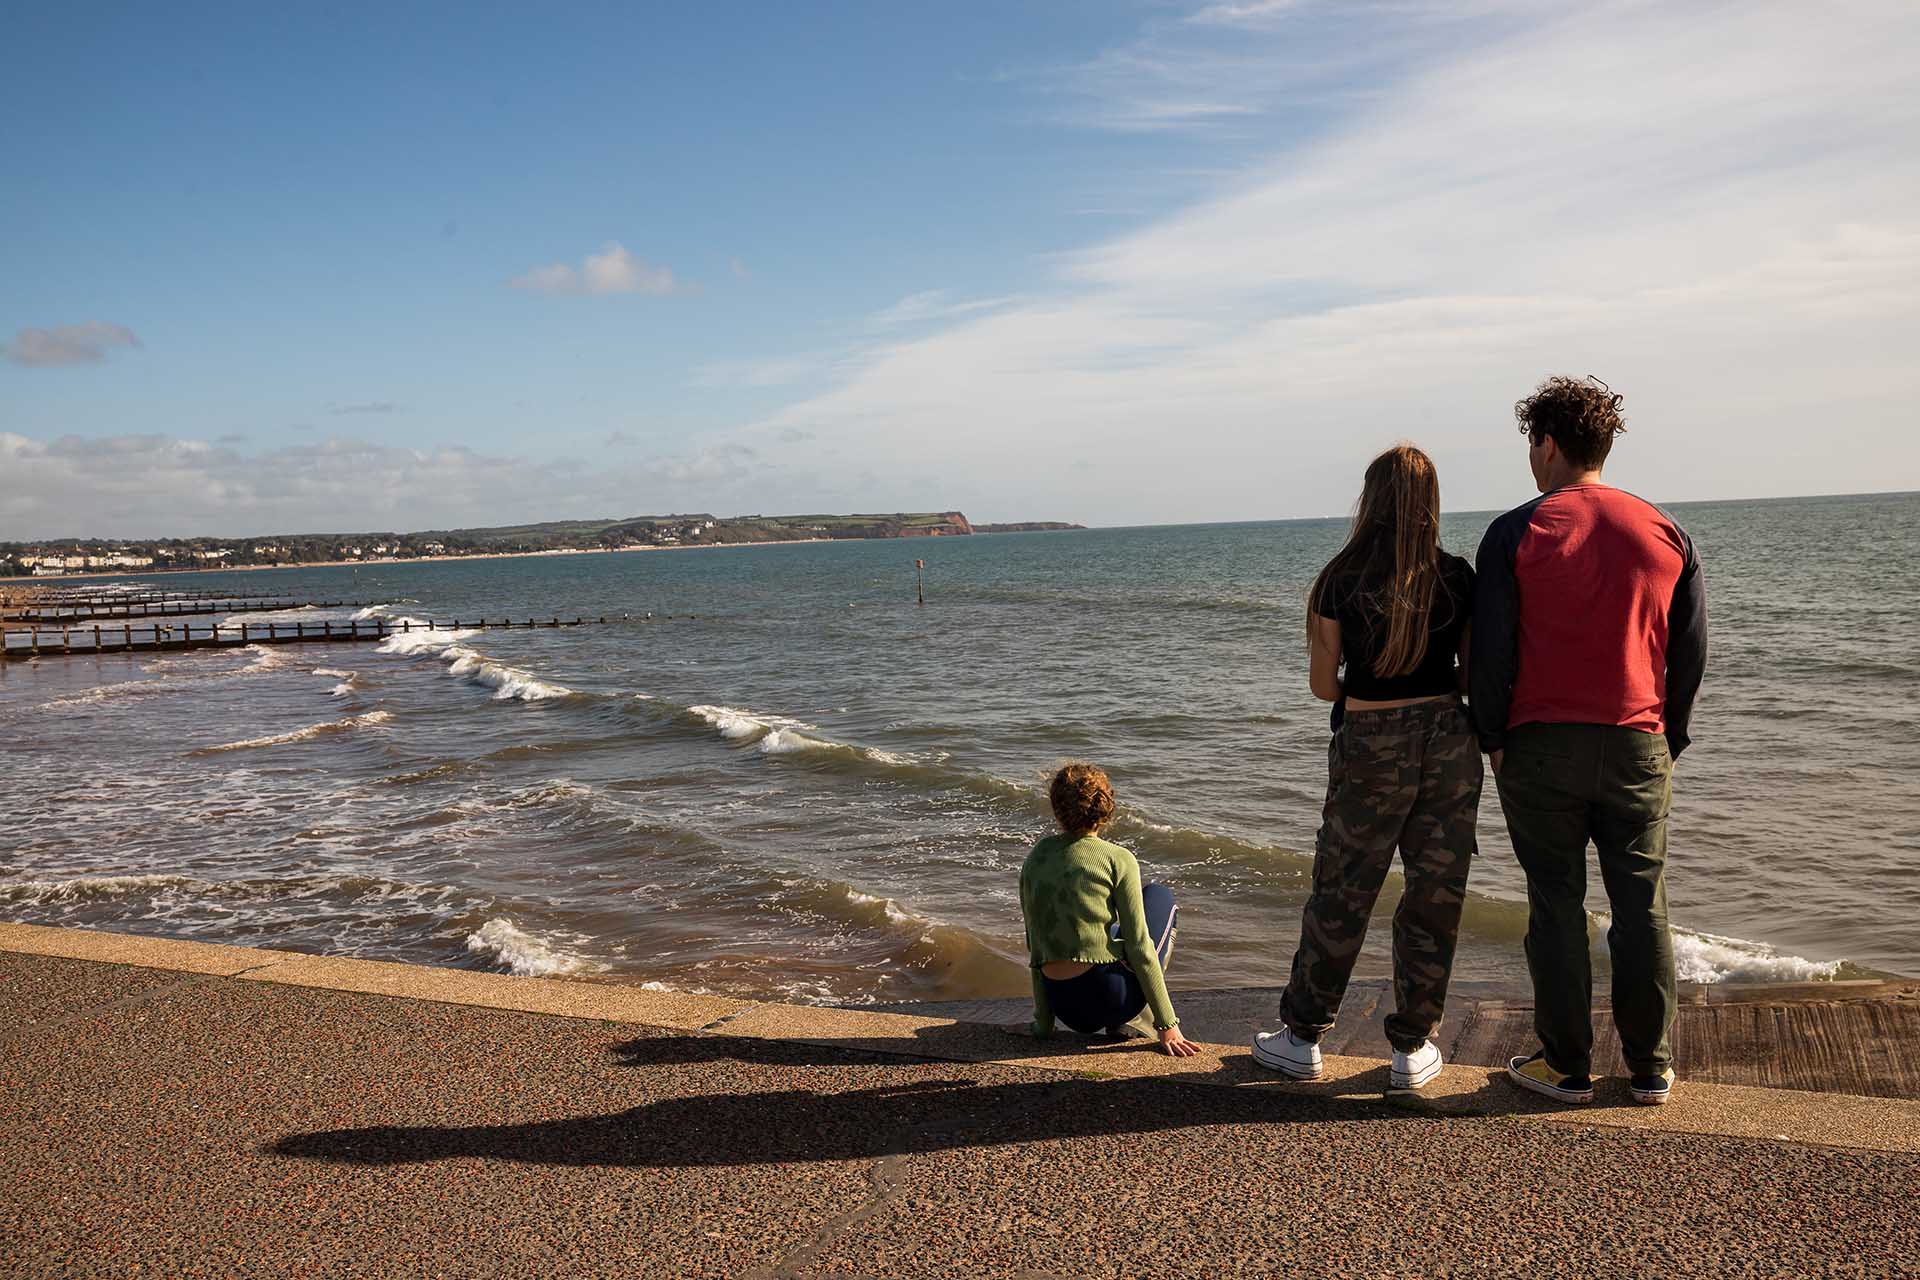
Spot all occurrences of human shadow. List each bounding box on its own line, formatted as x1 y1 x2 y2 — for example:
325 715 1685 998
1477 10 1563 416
269 1033 1412 1170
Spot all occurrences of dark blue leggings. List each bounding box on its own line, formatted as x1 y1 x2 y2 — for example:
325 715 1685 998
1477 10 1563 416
1041 883 1177 1034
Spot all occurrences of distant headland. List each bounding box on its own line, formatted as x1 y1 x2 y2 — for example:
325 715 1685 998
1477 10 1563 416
0 512 1086 577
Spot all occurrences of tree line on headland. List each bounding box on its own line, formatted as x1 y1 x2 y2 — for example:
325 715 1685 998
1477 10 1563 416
1 512 1084 576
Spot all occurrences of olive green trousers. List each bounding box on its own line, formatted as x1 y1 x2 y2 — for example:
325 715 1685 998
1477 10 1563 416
1497 723 1677 1077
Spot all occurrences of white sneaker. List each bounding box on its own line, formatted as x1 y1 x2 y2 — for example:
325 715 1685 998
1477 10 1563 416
1389 1041 1443 1093
1251 1028 1323 1080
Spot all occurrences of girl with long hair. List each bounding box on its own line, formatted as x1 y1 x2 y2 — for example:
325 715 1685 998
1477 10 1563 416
1251 445 1481 1093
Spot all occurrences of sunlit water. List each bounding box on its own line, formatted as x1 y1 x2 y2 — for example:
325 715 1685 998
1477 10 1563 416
5 491 1915 1004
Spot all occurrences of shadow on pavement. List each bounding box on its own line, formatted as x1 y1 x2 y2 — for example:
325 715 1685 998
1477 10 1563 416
269 1033 1421 1169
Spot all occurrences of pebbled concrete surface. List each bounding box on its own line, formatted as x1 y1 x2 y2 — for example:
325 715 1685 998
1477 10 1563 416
2 951 1917 1279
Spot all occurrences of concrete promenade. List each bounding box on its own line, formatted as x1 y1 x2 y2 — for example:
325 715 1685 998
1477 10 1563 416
3 923 1916 1279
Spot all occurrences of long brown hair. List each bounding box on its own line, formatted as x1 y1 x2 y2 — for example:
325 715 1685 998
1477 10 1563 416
1308 445 1445 678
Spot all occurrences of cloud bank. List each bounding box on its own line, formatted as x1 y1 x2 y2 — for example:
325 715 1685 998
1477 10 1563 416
6 322 142 367
727 0 1920 522
0 433 773 540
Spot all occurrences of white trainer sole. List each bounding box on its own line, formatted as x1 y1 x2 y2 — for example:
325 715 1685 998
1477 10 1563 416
1250 1038 1323 1080
1387 1058 1443 1093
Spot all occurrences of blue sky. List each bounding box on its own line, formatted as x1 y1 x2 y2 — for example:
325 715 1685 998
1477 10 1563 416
4 1 1917 538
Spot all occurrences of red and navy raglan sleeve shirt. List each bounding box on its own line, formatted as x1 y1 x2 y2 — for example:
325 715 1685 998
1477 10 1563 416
1469 484 1707 758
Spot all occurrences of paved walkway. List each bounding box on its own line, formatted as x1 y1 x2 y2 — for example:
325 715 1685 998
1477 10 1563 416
3 923 1917 1279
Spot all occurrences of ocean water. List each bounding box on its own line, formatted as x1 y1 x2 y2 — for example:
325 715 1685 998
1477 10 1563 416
5 491 1916 1005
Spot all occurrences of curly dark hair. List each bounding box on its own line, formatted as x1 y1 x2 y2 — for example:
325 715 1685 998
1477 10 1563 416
1515 375 1627 469
1049 762 1115 837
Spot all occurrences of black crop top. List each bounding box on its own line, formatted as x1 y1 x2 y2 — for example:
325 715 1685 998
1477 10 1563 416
1312 554 1475 701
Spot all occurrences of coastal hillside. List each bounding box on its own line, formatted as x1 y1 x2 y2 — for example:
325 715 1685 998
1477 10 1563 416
1 510 1080 574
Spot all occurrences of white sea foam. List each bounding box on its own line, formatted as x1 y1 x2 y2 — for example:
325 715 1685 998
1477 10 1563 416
1594 915 1845 984
45 679 156 708
240 644 295 672
844 888 923 928
690 704 802 741
312 667 357 696
453 779 597 817
374 619 477 654
465 918 608 977
0 873 199 904
688 704 870 756
199 709 393 753
758 726 834 754
444 649 572 701
376 619 570 702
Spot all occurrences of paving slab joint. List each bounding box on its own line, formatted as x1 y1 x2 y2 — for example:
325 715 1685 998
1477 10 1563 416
226 960 288 979
0 971 209 1045
697 1003 765 1033
755 1153 910 1279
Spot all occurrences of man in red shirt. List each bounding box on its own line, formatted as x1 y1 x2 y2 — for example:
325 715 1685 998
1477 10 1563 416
1470 376 1707 1106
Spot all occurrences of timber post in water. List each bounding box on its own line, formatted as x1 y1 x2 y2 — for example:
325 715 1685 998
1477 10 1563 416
916 558 925 606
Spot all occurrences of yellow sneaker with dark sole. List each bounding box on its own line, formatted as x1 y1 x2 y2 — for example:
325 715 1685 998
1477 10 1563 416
1506 1051 1595 1104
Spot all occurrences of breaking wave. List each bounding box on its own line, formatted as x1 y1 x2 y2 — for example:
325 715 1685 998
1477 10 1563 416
684 702 916 764
1595 915 1846 984
374 616 572 702
0 873 199 904
240 644 296 673
464 918 609 977
197 710 393 753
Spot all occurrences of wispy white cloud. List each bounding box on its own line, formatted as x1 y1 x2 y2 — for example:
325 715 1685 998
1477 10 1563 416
729 256 752 282
1183 0 1299 28
510 241 679 296
863 290 1012 333
328 401 399 416
727 1 1920 522
694 292 1016 392
6 322 142 367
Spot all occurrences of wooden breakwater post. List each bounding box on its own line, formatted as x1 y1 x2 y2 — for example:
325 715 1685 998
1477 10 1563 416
916 558 925 606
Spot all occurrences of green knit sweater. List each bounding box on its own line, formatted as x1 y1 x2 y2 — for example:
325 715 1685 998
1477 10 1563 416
1018 832 1178 1035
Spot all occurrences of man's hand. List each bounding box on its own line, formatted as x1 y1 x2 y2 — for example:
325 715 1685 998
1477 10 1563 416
1490 749 1504 776
1158 1026 1201 1058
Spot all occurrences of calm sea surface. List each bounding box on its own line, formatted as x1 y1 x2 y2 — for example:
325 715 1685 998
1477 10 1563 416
6 491 1917 1004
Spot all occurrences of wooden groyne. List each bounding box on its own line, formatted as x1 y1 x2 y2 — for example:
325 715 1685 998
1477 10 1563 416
2 614 670 660
2 587 248 607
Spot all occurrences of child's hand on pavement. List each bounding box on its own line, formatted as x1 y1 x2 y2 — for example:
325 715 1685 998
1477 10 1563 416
1159 1026 1200 1057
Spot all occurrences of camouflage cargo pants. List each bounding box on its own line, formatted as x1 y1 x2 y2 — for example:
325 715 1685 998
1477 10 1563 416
1281 698 1482 1053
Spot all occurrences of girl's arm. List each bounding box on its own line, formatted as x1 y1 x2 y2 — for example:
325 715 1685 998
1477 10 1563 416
1029 968 1054 1038
1020 864 1054 1037
1111 856 1179 1034
1308 611 1343 702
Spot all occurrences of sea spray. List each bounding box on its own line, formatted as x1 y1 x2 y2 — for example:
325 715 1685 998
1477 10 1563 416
375 617 571 702
1594 915 1845 984
465 918 608 977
